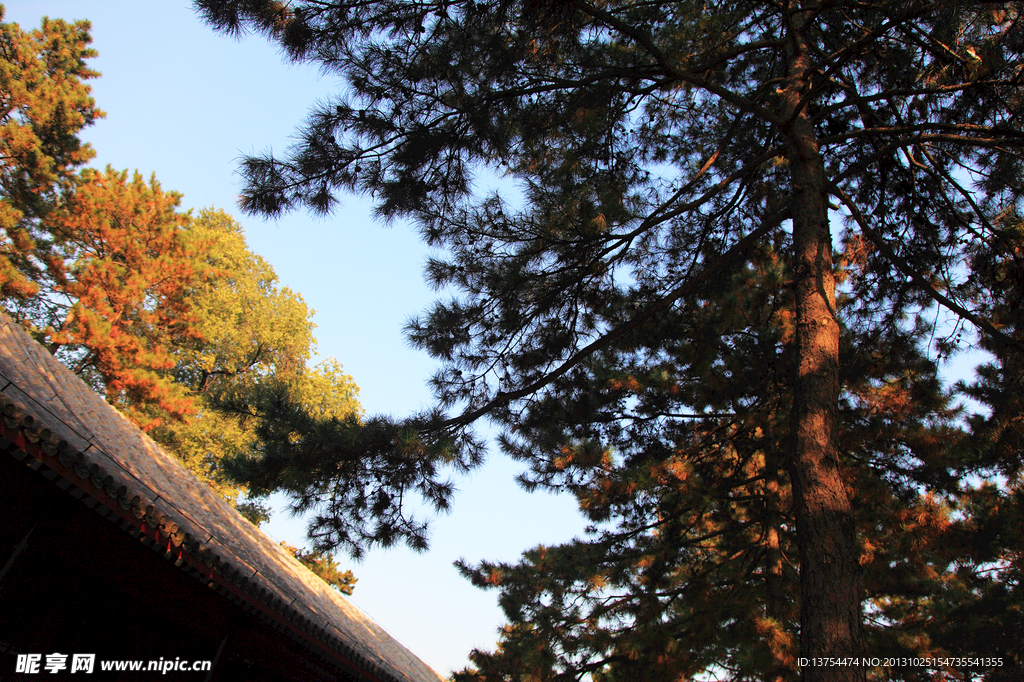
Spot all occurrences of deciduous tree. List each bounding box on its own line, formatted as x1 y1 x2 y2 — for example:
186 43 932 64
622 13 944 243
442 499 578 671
147 209 362 512
194 1 1024 679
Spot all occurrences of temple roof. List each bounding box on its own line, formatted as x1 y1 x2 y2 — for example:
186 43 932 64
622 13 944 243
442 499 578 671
0 311 445 682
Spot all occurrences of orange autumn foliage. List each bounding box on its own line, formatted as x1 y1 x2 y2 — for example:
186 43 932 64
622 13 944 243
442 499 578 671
0 10 102 300
41 167 217 429
1 14 212 430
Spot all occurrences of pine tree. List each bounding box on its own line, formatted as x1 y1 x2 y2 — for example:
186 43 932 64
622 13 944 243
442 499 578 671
451 243 974 682
1 13 208 427
8 166 214 428
194 2 1024 679
0 7 102 300
451 243 809 682
913 211 1024 681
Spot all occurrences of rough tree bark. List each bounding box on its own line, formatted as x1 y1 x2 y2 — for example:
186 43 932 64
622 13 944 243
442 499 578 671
781 6 865 681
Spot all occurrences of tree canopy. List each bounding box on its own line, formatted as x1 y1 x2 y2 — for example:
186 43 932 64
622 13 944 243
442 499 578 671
25 166 214 427
1 9 209 427
0 10 364 535
148 208 363 514
0 6 101 299
193 1 1023 680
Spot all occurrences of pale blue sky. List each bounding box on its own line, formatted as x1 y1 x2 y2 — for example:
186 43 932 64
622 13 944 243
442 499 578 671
3 1 586 675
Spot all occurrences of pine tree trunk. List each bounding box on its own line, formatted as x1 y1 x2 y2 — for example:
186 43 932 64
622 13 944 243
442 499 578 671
781 7 865 682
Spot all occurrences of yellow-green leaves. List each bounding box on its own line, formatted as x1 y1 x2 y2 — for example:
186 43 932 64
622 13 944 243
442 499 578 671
150 209 362 511
170 209 317 394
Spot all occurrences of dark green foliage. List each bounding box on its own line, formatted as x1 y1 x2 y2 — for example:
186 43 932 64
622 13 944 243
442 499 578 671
217 384 484 557
451 245 806 681
926 213 1024 681
449 244 982 682
194 0 1024 679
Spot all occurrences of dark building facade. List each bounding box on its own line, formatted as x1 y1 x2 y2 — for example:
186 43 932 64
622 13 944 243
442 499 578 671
0 312 445 682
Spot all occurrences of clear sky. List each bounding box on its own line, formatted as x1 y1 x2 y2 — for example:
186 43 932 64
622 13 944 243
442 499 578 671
3 1 587 676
